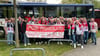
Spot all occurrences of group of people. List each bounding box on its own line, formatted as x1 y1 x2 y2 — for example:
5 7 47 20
4 15 98 49
64 17 98 49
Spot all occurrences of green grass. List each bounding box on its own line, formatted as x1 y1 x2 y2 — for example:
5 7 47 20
0 42 72 56
97 30 100 38
0 30 99 56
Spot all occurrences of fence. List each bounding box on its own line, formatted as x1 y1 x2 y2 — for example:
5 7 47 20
10 48 46 56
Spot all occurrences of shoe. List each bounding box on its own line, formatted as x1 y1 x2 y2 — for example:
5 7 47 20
36 42 38 45
39 42 42 45
94 42 97 45
24 44 27 47
81 45 84 49
60 42 63 45
45 42 47 44
57 42 59 45
28 43 31 45
77 44 81 46
74 43 76 48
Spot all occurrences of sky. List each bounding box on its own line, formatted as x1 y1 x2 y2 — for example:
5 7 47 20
47 0 62 4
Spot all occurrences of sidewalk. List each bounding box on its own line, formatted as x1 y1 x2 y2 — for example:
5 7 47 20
61 38 100 56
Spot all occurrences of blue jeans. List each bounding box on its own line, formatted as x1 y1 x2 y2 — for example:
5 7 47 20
91 32 97 44
7 32 13 44
24 33 30 44
83 31 89 43
71 34 76 43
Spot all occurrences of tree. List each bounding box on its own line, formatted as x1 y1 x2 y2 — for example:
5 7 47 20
94 0 100 8
75 0 82 3
62 0 100 8
62 0 82 4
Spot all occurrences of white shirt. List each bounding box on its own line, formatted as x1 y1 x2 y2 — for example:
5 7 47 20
76 23 83 35
7 23 14 33
89 22 98 33
83 22 88 31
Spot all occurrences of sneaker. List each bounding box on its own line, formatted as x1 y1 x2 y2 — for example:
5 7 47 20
81 45 84 49
94 42 97 45
28 43 31 45
74 43 76 48
39 42 42 45
24 44 27 47
77 44 81 46
45 42 47 44
36 42 38 45
57 42 59 45
60 42 63 45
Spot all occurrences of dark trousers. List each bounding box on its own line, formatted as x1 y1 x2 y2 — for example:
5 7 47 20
76 34 84 45
20 32 24 43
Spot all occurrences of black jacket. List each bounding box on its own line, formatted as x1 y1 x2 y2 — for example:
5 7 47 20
20 22 27 33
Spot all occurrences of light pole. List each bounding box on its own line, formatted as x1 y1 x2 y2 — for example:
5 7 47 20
13 0 20 48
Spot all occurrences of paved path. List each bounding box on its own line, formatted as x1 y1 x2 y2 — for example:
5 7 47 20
61 38 100 56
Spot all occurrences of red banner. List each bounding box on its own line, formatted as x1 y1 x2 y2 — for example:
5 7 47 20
26 24 65 38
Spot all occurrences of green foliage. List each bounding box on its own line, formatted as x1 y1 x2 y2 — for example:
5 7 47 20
62 0 100 8
96 30 100 38
75 0 82 3
94 0 100 8
62 0 82 4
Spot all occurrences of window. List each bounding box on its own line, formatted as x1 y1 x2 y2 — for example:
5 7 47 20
8 7 13 18
95 11 100 18
62 7 75 18
76 7 86 17
17 7 26 17
45 7 57 17
34 7 40 17
0 7 7 18
76 6 93 18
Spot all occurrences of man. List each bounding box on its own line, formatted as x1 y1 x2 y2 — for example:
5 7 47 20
83 18 89 44
48 19 55 25
71 20 76 48
28 16 34 24
75 20 84 49
20 19 31 46
89 18 98 45
6 19 14 45
18 16 22 43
